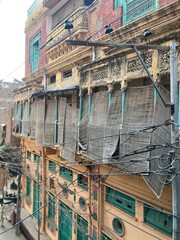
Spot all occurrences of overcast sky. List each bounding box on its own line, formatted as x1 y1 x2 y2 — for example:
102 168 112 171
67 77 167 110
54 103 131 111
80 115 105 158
0 0 34 82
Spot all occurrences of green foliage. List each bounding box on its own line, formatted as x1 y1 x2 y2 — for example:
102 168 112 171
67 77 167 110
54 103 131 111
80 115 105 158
0 144 10 153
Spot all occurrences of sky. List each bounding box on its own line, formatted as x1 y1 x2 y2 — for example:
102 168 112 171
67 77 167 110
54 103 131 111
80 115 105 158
0 0 34 82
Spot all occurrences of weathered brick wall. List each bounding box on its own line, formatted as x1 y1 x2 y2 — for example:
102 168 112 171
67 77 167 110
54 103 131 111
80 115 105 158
159 0 179 7
87 0 122 40
87 0 178 40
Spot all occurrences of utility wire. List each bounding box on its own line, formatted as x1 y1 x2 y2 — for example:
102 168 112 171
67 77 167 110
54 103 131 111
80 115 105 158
3 158 175 239
2 151 173 214
11 118 172 147
0 168 88 235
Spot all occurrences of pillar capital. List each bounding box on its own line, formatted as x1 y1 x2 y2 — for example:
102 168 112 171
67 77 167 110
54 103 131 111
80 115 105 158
88 87 93 96
108 83 113 93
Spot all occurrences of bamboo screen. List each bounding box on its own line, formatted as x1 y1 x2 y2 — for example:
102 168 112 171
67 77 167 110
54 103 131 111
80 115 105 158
61 103 78 163
144 86 171 197
87 91 109 161
29 101 37 139
21 101 29 137
58 98 67 145
120 86 154 173
14 103 21 133
102 91 122 163
44 100 56 146
79 95 88 148
35 100 45 146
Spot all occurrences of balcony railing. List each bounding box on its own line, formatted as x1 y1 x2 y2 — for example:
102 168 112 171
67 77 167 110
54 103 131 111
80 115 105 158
46 7 88 51
13 84 43 102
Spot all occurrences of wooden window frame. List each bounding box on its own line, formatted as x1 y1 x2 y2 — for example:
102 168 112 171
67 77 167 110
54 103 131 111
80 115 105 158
48 193 56 219
144 204 173 236
49 160 56 173
106 186 135 216
78 174 88 191
26 151 31 160
59 166 73 182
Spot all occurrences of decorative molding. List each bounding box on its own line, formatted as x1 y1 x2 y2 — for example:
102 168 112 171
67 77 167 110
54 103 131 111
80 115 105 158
127 52 152 73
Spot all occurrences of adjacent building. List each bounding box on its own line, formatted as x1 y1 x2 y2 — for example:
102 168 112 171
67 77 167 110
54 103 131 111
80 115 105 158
0 80 23 146
13 0 180 239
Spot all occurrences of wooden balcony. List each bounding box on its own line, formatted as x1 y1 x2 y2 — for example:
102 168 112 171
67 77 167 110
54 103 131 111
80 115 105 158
79 48 173 88
46 7 88 62
14 84 43 102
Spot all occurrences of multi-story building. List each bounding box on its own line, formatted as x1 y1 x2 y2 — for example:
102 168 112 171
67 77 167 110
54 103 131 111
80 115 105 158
0 80 23 146
13 0 180 239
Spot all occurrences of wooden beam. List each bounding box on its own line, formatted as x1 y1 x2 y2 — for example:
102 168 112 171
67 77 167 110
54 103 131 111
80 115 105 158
66 40 170 51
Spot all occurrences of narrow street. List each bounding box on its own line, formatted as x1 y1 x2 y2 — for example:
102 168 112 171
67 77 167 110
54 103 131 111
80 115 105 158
0 205 25 240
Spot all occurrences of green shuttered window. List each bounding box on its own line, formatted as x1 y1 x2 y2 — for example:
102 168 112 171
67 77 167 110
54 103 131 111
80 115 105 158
114 0 158 24
48 193 56 219
26 151 31 160
26 177 31 196
114 0 122 9
106 186 135 216
34 154 40 164
144 205 172 236
49 160 56 173
59 166 73 181
78 174 88 191
30 31 41 72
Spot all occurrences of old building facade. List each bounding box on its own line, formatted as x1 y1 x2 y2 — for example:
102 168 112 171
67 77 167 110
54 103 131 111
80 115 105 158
0 81 23 146
13 0 180 239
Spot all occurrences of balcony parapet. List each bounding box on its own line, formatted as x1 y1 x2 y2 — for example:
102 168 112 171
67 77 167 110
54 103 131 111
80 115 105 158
25 1 46 31
14 84 43 102
79 47 179 88
46 7 88 62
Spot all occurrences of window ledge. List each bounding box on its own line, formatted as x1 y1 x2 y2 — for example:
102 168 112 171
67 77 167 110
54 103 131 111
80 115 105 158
140 222 172 239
